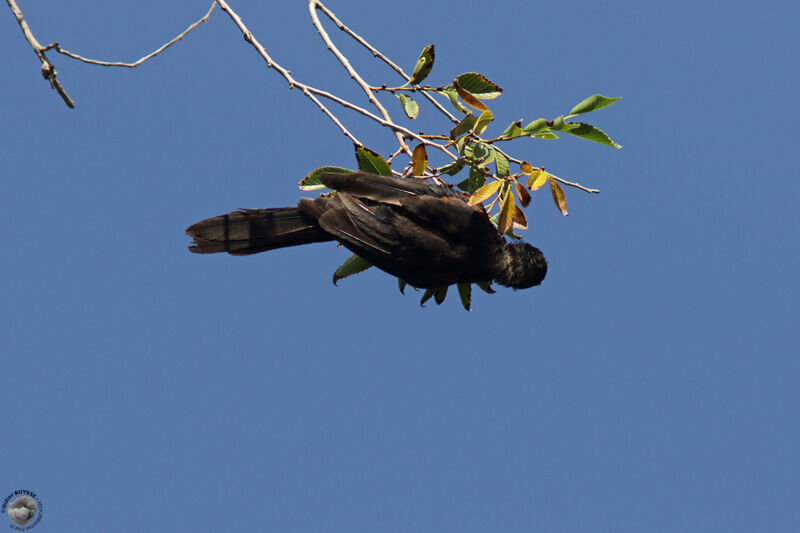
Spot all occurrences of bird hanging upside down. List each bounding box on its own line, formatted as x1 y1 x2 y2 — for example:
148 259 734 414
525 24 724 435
186 172 547 290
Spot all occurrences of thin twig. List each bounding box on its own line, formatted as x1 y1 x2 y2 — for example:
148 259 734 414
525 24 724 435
550 174 600 194
313 1 459 124
214 0 361 146
304 85 455 158
386 147 405 163
6 0 74 107
215 0 455 159
43 3 217 68
307 1 409 156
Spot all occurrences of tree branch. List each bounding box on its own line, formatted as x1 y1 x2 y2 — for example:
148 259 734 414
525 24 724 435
308 0 408 155
313 1 459 124
6 0 74 108
214 0 455 159
43 3 217 68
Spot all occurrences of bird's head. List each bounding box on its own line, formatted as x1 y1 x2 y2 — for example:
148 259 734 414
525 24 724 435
494 242 548 289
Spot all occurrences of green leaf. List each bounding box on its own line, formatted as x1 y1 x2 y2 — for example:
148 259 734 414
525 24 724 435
470 142 495 165
457 283 472 311
420 288 435 306
550 116 577 132
534 131 558 140
398 278 407 294
450 113 476 139
495 150 509 178
522 118 548 135
476 281 495 294
455 137 467 155
564 122 622 148
396 94 419 119
466 165 487 194
439 159 466 176
434 287 447 305
355 145 392 176
332 254 372 285
500 120 524 139
298 166 353 190
567 94 621 117
409 44 435 85
453 72 503 99
441 87 470 114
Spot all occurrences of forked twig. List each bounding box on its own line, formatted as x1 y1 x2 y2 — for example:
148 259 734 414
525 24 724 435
307 0 409 155
6 0 75 107
312 1 459 124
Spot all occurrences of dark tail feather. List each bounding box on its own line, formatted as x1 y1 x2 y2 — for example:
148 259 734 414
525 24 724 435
186 207 333 255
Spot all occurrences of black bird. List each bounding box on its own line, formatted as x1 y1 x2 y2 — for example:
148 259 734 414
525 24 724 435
186 172 547 290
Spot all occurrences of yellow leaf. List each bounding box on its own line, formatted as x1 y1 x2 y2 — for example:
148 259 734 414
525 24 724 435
411 144 427 176
528 169 548 190
468 180 502 206
515 180 531 207
520 160 534 174
453 79 488 111
549 176 569 216
472 109 494 135
497 188 515 234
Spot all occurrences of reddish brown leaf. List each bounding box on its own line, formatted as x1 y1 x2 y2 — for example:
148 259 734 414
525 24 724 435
453 79 488 111
549 176 569 216
515 180 531 207
512 204 528 229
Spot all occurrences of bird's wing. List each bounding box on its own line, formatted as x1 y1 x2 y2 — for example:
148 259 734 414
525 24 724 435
399 195 498 244
316 193 394 256
319 172 460 205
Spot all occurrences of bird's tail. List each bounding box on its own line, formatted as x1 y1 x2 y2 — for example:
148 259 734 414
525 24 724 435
186 207 333 255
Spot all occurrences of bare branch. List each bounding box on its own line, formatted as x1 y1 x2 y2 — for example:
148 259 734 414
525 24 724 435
213 0 361 145
550 174 600 194
313 1 459 124
307 1 409 156
6 0 74 107
214 0 455 160
44 2 217 68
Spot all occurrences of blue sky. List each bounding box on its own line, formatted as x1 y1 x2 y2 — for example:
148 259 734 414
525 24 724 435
2 1 798 531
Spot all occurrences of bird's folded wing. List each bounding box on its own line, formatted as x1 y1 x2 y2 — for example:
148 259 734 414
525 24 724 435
319 172 457 205
399 195 494 241
316 193 393 256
